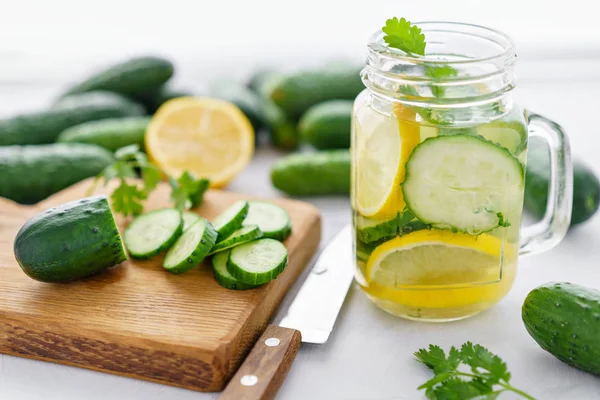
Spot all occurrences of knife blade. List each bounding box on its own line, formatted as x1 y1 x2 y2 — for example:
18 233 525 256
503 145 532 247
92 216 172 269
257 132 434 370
219 224 354 400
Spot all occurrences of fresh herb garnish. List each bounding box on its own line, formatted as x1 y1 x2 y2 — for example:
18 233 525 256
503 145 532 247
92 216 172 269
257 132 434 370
415 342 535 399
90 145 209 217
382 17 426 56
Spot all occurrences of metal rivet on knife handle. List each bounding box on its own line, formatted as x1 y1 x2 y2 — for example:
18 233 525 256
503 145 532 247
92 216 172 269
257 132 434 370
265 338 280 347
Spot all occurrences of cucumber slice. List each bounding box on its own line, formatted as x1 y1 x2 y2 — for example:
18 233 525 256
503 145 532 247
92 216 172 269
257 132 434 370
212 200 249 240
477 120 527 155
355 239 376 264
209 225 263 255
212 250 260 290
243 201 292 241
182 211 201 231
227 238 288 285
163 218 217 274
356 214 398 245
403 135 524 235
124 208 183 259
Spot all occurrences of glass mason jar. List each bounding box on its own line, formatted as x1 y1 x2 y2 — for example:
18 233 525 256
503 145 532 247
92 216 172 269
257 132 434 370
351 22 573 322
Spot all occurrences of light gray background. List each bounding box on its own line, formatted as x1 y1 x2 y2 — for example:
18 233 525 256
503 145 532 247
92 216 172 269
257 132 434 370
2 1 600 398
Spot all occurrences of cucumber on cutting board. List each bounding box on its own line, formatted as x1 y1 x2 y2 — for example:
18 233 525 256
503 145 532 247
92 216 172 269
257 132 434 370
208 225 263 255
212 250 261 290
0 144 113 204
271 150 350 196
227 238 288 285
402 135 524 234
299 100 353 150
522 282 600 376
0 95 144 146
13 195 126 282
212 200 249 241
243 201 292 241
62 56 174 98
57 117 150 152
525 137 600 226
124 209 183 259
163 218 217 274
182 211 201 231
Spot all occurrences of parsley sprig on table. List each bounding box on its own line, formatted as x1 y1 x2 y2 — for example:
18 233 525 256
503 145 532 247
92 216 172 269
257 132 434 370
90 145 209 217
415 342 535 399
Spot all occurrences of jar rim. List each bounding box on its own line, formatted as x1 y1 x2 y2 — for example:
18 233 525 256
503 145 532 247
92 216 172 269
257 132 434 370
368 21 516 65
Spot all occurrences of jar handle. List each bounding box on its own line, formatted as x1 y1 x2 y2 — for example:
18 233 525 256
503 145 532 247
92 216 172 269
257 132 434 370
519 113 573 256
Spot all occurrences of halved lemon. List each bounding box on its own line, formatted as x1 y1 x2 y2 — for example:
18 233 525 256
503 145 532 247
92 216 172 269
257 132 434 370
366 229 504 288
146 97 254 188
354 104 420 219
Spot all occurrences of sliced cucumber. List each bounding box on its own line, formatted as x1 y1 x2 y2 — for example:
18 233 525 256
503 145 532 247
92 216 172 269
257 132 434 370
356 214 398 245
163 218 217 274
402 135 524 235
209 224 263 255
243 201 292 241
227 238 288 285
212 200 249 240
182 211 201 231
477 120 527 155
124 208 182 259
212 250 260 290
355 240 376 264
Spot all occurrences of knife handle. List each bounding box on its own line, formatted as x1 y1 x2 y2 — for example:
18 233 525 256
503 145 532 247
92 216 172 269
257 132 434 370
219 324 302 400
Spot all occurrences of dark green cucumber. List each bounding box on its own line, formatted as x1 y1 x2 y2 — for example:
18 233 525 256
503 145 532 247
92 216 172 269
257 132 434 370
247 69 281 96
142 86 193 114
356 210 430 245
522 282 600 376
271 150 350 196
0 144 113 204
163 218 217 274
299 100 352 149
268 64 363 119
212 200 249 241
227 238 288 285
260 98 299 150
211 81 268 132
525 137 600 226
212 250 260 290
0 96 144 146
124 209 182 259
243 201 292 241
182 211 201 231
13 195 126 282
62 56 174 98
51 91 145 116
57 117 150 152
208 225 263 255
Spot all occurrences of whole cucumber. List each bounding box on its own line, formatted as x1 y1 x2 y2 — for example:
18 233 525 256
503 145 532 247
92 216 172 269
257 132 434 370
299 100 353 149
0 143 113 204
57 117 150 152
271 150 350 196
522 282 600 376
525 137 600 226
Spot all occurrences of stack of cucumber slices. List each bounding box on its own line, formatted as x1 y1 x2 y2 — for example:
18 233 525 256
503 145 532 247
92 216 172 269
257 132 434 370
123 200 292 289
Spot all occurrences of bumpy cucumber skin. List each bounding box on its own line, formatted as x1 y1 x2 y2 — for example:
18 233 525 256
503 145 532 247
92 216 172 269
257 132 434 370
124 209 183 260
227 239 288 285
268 64 363 119
0 144 113 204
0 96 144 146
525 138 600 226
212 251 260 290
271 150 350 196
163 219 218 274
14 195 126 282
214 201 250 241
299 100 353 150
522 282 600 376
63 56 174 98
57 117 150 152
208 225 264 255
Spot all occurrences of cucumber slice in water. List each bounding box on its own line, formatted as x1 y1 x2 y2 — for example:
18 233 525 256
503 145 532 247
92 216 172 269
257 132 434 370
124 208 182 259
209 224 263 255
163 218 217 274
212 200 249 240
212 250 260 290
402 135 524 235
182 211 201 231
227 238 288 285
243 201 292 241
356 210 430 245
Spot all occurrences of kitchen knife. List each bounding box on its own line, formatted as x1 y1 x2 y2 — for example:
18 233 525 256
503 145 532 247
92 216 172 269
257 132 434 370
219 224 354 400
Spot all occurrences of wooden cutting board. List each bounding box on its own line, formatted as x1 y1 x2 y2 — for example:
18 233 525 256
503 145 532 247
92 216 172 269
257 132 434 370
0 179 321 392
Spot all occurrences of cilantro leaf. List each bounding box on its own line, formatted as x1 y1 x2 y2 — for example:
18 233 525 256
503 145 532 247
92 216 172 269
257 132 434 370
170 172 210 211
142 165 162 193
460 342 510 382
382 17 426 56
496 212 511 228
111 181 146 217
114 144 141 160
425 64 458 97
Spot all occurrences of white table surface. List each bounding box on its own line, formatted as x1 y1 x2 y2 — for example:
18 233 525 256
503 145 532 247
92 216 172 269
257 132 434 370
1 70 600 400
